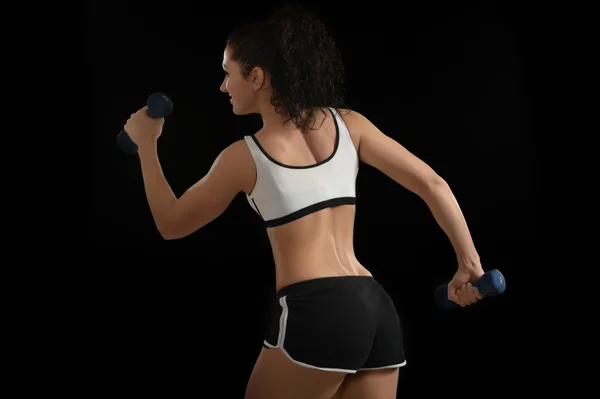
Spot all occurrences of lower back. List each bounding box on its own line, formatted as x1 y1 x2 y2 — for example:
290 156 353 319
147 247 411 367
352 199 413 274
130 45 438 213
267 205 372 291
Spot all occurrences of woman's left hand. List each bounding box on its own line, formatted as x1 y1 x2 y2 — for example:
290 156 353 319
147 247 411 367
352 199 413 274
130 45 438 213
447 266 485 307
123 106 165 148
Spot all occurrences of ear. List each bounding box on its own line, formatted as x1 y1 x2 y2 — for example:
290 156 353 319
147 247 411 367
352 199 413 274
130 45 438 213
250 67 266 90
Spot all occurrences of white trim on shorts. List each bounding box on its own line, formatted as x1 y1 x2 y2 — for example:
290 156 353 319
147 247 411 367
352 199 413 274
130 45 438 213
263 296 358 374
358 360 408 370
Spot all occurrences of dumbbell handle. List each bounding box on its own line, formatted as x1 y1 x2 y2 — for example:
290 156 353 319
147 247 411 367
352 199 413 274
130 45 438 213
435 269 506 310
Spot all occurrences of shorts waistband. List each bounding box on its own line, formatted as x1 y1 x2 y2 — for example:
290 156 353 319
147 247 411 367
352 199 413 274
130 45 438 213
277 275 378 298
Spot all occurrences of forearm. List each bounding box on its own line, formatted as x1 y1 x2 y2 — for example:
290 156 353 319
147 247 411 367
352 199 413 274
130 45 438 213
421 179 480 268
137 143 177 235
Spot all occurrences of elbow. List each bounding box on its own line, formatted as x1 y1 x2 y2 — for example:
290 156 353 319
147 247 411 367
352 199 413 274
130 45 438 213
156 210 213 240
429 174 448 189
157 220 185 240
419 174 449 200
160 227 188 240
158 218 202 240
158 228 178 240
160 231 181 240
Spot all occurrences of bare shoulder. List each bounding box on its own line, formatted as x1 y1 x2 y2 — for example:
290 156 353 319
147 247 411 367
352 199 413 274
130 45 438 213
334 108 401 156
334 108 371 130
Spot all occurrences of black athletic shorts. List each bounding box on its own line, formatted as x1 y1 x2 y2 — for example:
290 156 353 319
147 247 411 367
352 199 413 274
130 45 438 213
263 275 406 373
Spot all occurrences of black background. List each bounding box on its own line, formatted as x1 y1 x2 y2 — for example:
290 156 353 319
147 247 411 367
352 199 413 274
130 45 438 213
83 0 548 396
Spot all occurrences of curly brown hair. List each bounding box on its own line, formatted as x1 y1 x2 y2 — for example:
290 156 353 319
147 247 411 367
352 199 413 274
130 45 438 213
226 4 350 132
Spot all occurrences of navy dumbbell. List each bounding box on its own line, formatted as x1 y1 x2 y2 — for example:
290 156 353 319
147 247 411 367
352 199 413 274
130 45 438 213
435 269 506 310
117 92 174 154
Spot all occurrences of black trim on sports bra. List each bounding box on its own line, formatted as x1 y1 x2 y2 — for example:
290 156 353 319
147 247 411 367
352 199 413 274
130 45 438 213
264 197 356 228
250 108 340 170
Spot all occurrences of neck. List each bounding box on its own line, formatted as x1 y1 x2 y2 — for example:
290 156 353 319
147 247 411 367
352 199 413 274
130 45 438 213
257 101 294 130
257 104 320 134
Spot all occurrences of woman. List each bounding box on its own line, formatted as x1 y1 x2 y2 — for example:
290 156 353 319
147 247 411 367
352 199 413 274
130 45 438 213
123 4 485 399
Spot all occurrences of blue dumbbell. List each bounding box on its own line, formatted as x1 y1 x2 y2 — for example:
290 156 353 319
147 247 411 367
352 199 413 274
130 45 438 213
435 269 506 310
117 92 174 154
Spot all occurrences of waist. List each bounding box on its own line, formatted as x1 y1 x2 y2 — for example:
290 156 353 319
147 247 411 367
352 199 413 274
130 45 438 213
276 275 379 298
273 254 372 292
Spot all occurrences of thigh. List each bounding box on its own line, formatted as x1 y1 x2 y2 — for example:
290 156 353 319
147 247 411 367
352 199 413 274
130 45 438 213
245 347 347 399
333 368 399 399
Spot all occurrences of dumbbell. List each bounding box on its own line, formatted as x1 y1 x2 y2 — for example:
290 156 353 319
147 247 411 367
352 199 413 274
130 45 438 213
435 269 506 310
117 92 174 154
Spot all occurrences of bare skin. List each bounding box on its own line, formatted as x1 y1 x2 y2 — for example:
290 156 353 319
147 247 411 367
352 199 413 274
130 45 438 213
124 45 485 399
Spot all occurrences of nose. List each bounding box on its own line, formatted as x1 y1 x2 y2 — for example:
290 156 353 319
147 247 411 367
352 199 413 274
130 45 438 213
220 77 227 93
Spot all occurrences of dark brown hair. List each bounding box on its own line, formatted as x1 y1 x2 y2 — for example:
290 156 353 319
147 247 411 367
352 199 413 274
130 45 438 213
226 4 349 132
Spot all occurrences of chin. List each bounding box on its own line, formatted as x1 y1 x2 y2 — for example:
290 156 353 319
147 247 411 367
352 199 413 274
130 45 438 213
232 105 253 116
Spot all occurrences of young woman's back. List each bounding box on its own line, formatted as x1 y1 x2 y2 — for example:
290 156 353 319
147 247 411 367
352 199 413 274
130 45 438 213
243 107 371 291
